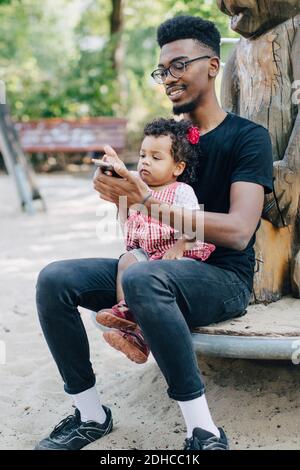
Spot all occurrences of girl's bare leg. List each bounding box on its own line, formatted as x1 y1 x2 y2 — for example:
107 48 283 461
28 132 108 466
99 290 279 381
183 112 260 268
96 252 141 329
116 252 139 302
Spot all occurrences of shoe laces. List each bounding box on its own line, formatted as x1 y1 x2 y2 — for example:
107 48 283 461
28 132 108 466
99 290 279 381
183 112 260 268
120 328 150 355
112 301 136 322
50 413 78 437
184 434 225 450
184 436 200 450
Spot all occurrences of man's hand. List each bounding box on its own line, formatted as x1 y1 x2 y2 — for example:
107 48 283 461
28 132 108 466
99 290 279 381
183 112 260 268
162 239 187 260
93 154 150 207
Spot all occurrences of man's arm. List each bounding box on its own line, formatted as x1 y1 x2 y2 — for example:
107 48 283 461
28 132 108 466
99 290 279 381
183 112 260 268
144 181 264 251
94 160 265 251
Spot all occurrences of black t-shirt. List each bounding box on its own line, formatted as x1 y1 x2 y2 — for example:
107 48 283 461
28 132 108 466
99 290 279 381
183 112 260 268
191 113 273 291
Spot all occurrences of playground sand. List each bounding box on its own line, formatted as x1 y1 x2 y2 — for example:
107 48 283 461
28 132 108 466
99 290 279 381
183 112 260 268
0 173 299 450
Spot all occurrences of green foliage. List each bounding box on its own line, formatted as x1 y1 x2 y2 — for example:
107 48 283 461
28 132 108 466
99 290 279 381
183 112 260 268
0 0 237 126
161 0 232 36
123 0 237 136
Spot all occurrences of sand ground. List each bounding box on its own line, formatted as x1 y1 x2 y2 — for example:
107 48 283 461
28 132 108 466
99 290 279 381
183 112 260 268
0 173 299 450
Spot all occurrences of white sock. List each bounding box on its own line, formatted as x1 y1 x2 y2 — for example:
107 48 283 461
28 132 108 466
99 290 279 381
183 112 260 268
71 385 107 424
178 395 220 439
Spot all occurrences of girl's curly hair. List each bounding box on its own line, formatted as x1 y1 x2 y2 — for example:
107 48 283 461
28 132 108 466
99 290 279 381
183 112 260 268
143 118 201 184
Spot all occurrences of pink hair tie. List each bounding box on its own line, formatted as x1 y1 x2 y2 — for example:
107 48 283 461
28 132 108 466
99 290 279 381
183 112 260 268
186 126 200 144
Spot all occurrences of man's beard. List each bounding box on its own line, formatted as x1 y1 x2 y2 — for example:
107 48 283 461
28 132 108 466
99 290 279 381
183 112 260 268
173 95 201 115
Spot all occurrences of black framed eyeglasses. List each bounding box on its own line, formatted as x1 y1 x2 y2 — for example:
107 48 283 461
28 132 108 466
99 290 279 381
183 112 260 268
151 55 212 84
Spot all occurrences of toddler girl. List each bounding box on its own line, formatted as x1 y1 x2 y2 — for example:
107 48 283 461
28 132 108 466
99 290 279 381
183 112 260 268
96 118 215 363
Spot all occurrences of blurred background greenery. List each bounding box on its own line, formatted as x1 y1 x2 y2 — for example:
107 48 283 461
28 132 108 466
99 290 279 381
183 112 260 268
0 0 238 165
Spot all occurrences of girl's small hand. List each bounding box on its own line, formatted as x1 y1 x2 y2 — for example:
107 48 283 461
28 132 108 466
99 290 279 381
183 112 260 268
102 145 124 166
99 145 126 176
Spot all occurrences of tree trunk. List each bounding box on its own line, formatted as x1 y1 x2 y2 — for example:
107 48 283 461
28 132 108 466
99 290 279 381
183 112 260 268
109 0 127 111
219 13 300 302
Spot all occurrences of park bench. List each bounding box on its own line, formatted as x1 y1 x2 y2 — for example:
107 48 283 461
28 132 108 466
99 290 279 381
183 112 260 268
15 116 127 156
1 111 128 212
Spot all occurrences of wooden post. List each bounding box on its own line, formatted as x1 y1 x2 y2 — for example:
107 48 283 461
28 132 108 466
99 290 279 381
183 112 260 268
0 104 45 214
217 1 300 302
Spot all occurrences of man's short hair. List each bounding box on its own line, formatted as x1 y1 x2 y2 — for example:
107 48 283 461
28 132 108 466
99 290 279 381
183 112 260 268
157 15 221 57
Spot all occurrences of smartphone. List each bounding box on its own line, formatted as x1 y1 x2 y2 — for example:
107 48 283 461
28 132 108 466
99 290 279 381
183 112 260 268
92 159 123 178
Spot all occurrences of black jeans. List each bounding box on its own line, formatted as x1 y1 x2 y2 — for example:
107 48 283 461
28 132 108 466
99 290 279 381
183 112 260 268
36 258 251 401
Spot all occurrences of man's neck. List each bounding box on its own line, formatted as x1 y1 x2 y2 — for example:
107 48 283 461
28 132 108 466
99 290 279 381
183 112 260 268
185 96 227 136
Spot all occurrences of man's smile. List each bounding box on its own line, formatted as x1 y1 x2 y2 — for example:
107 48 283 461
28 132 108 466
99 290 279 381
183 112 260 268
166 85 187 102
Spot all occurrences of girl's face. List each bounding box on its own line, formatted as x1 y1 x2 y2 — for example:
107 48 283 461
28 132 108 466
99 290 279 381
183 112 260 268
137 135 186 187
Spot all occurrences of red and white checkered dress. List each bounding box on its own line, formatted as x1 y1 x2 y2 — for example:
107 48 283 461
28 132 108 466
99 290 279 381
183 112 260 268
125 180 215 261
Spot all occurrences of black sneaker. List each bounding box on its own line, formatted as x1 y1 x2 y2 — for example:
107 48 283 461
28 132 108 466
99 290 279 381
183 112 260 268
35 406 113 450
183 427 229 450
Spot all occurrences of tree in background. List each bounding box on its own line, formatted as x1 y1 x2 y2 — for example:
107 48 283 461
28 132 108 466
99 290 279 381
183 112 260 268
0 0 236 129
109 0 127 111
0 0 86 118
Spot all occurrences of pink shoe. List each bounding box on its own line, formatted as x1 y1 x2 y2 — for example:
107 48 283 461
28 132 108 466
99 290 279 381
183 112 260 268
96 300 137 330
103 327 150 364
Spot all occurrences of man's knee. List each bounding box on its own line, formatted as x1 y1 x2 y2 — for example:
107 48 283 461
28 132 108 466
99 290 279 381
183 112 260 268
122 261 169 301
36 260 81 321
36 260 76 300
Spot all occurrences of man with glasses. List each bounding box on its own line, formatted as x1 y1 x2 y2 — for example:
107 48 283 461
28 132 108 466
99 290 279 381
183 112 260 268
151 54 213 84
35 16 273 450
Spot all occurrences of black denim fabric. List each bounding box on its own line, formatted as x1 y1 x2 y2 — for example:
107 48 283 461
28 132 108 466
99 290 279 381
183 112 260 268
36 258 251 400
